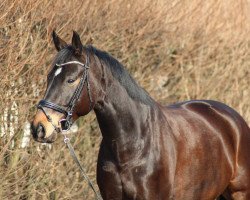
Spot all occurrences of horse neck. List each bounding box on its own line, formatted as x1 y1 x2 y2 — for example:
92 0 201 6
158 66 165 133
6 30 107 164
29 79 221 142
92 56 160 164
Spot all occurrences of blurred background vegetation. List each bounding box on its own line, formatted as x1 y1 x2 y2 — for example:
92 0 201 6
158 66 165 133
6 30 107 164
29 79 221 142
1 0 250 199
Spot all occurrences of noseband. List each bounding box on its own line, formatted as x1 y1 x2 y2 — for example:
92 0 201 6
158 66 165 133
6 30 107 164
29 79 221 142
37 52 93 132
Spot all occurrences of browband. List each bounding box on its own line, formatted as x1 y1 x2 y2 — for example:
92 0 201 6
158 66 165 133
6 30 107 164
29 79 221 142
56 61 89 68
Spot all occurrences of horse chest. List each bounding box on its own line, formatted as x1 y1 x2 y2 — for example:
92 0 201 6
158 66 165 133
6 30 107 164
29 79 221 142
120 171 139 199
118 163 166 200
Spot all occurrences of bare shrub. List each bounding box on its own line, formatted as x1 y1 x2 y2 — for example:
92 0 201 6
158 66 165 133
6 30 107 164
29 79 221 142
1 0 250 199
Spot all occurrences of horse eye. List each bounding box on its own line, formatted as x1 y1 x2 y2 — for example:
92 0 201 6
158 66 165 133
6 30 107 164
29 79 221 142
67 79 75 84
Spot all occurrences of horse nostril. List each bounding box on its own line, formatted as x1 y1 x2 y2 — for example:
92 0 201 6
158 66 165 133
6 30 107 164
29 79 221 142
31 123 36 138
37 123 46 138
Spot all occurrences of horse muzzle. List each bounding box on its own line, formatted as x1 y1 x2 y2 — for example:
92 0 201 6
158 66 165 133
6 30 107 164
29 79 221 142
31 122 58 143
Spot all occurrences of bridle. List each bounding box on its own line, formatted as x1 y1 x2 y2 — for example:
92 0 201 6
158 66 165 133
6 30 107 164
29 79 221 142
36 51 102 199
37 51 101 198
37 50 93 132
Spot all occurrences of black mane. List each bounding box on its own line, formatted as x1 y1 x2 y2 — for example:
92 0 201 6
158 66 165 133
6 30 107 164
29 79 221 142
87 46 154 105
54 45 154 105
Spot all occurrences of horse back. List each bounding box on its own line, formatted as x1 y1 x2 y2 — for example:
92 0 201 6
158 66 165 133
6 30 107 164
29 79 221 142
161 100 250 199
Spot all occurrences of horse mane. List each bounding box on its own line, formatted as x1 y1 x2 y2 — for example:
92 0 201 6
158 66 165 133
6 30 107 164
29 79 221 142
53 45 154 105
87 45 154 105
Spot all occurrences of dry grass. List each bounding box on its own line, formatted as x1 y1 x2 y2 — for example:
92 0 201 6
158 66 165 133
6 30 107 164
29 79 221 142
1 0 250 199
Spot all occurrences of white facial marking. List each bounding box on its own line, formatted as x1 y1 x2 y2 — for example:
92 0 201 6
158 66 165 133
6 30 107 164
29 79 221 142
54 67 62 77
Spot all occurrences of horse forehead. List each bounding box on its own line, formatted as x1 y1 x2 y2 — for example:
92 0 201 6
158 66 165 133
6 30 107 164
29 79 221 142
54 67 62 77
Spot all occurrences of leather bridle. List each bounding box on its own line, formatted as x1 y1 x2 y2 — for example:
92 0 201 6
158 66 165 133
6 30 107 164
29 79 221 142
36 50 103 200
37 51 93 132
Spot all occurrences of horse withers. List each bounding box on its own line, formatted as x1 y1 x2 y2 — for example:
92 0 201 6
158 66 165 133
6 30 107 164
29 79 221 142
31 31 250 200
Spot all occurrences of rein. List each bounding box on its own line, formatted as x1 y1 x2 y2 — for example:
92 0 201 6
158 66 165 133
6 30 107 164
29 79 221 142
37 52 102 200
63 134 102 200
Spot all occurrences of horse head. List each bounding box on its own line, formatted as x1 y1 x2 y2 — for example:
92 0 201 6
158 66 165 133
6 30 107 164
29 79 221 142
31 31 100 143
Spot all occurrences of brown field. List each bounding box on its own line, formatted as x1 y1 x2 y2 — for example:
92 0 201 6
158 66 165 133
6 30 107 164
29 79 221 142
1 0 250 199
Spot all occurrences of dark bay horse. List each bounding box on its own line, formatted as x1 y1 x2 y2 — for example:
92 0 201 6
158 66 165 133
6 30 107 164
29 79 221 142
31 31 250 200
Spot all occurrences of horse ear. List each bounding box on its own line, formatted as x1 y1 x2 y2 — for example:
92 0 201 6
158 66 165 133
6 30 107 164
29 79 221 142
52 30 67 51
72 31 83 55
